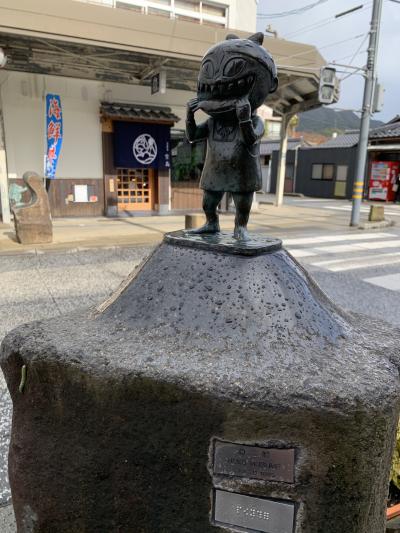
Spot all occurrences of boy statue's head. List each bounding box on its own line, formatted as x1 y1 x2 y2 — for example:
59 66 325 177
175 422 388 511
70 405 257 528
197 32 278 117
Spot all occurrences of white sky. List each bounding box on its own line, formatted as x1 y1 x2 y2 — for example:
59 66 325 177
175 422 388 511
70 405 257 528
256 0 400 121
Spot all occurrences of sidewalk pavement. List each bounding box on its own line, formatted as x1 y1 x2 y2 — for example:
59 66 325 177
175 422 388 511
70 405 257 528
0 202 383 255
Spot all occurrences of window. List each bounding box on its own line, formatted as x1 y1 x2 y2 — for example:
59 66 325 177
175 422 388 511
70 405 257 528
322 164 334 180
148 6 170 16
175 0 200 11
202 1 225 17
312 164 334 180
80 0 228 26
336 165 348 182
312 164 322 180
116 1 144 12
266 120 281 138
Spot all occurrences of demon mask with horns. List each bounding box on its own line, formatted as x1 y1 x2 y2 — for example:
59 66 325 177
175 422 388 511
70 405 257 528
186 32 278 241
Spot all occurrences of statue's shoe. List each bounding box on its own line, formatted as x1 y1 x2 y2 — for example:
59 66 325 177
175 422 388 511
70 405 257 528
186 222 220 235
233 226 251 242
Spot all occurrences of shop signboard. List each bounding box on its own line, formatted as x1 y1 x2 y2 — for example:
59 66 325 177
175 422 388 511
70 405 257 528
45 94 63 179
113 121 171 170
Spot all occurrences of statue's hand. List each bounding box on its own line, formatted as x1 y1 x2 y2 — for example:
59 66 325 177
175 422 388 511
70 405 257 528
187 98 200 116
236 97 251 122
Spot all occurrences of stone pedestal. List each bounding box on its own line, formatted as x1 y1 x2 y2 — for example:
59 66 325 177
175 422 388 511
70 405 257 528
1 231 400 533
12 171 52 244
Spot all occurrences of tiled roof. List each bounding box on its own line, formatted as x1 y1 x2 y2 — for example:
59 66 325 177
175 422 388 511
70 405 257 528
101 102 179 123
260 138 304 155
310 132 359 149
369 121 400 139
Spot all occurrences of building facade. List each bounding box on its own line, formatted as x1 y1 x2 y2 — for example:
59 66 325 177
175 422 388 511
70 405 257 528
293 118 400 201
0 0 325 220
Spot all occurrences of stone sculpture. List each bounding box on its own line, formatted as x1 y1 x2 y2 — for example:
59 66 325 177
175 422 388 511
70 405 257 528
186 32 278 241
1 34 400 533
12 171 52 244
1 231 400 533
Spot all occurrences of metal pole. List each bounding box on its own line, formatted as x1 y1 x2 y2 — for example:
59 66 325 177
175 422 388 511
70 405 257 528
350 0 383 226
274 114 289 207
0 84 10 224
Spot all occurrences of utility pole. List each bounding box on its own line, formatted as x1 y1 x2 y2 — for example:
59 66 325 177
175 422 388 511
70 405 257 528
274 114 289 207
350 0 383 226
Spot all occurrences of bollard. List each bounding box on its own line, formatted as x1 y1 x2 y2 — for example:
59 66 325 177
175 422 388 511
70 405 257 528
369 205 385 222
185 213 205 229
1 230 400 533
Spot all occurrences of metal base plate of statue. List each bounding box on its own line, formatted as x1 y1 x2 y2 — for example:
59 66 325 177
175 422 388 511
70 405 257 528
186 32 278 242
12 171 52 244
2 228 400 532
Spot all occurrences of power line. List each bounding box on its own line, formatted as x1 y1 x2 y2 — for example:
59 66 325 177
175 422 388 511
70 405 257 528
345 33 369 67
257 0 329 19
274 33 366 62
282 2 372 39
332 48 368 65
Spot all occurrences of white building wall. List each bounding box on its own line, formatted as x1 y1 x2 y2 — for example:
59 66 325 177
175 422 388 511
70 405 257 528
226 0 258 33
1 71 194 182
0 1 258 187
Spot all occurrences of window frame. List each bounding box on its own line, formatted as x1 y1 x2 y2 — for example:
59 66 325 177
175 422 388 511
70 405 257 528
311 163 335 181
336 164 348 182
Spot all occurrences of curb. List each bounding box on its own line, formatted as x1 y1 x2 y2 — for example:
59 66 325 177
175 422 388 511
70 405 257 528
0 240 160 257
359 219 395 230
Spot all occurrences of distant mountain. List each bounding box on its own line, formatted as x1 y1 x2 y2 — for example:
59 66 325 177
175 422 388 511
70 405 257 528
297 108 384 136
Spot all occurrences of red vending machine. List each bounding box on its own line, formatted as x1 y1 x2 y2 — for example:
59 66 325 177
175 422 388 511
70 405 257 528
369 161 400 201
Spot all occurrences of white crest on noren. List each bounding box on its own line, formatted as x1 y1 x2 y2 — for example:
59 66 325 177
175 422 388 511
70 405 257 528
133 134 158 165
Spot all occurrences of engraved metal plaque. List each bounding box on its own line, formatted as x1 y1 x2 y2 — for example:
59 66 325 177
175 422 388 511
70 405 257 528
214 442 295 483
213 490 295 533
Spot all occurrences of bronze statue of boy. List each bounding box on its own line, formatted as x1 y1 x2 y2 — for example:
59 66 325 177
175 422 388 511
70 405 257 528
186 32 278 241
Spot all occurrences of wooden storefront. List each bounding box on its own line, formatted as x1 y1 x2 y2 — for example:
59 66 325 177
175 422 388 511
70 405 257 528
101 102 178 216
171 181 202 210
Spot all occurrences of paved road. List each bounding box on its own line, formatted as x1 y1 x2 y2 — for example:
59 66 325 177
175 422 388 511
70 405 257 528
259 194 400 220
2 228 400 529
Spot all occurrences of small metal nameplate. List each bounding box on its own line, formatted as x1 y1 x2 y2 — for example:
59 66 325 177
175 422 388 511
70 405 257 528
214 442 295 483
213 490 295 533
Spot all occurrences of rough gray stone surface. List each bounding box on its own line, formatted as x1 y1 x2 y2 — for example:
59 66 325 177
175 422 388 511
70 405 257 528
1 234 400 532
12 172 52 245
0 504 16 532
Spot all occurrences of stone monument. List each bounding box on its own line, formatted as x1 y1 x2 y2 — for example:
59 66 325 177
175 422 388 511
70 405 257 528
12 171 52 244
1 34 400 533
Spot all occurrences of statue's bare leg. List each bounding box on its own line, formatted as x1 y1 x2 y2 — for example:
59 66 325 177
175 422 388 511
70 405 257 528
187 190 223 234
232 192 253 241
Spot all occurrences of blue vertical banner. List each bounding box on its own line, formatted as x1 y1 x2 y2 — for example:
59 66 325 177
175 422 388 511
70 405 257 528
45 94 63 179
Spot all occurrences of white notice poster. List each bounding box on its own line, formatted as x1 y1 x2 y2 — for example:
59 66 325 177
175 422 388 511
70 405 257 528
74 184 88 203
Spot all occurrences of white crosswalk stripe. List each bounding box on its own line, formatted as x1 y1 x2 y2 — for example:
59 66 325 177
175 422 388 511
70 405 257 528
283 232 395 246
322 205 400 216
364 273 400 291
283 232 400 285
311 253 400 272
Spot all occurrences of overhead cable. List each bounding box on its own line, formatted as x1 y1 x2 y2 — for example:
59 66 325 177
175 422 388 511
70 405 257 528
257 0 329 19
274 33 366 62
282 2 372 39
